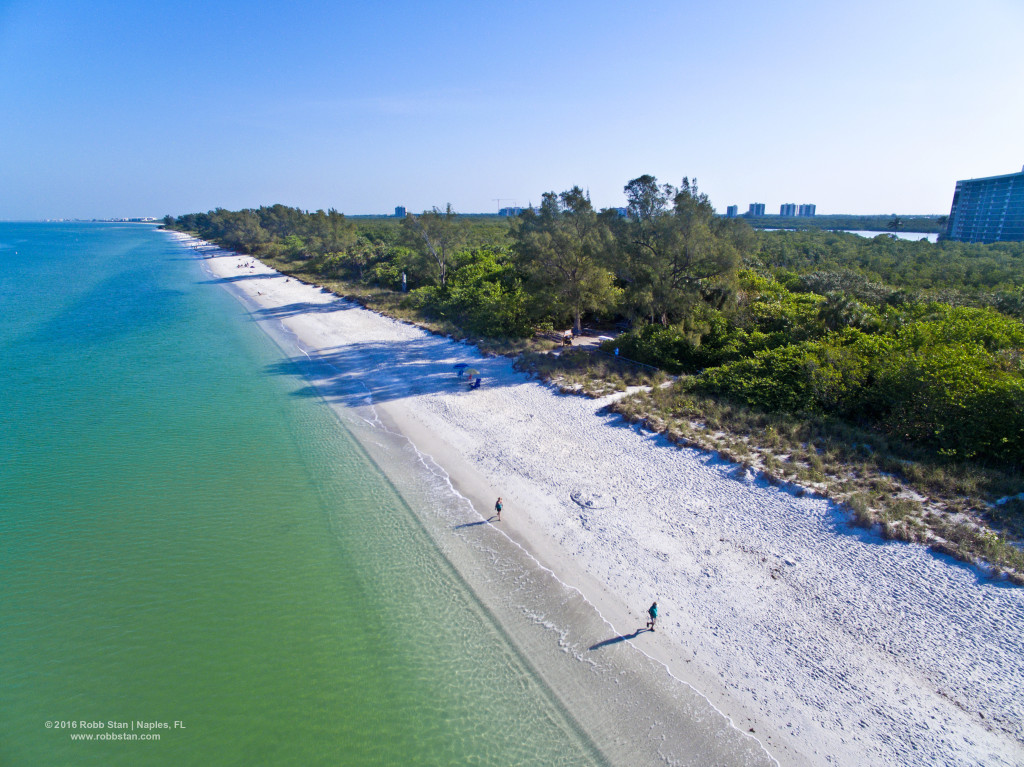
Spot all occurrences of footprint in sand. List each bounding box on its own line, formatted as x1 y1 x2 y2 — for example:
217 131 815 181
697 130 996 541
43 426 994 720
570 489 617 510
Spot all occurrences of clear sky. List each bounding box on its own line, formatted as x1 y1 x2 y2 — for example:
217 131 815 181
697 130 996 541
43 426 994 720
2 0 1022 219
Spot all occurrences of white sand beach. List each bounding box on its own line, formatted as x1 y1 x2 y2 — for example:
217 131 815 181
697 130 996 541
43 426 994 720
180 234 1024 766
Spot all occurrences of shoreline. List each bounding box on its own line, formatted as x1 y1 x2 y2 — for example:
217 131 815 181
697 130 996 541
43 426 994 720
174 232 1024 766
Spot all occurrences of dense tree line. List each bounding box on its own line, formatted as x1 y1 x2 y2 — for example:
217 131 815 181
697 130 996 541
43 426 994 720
166 179 1024 467
614 272 1024 464
743 213 945 233
758 229 1024 305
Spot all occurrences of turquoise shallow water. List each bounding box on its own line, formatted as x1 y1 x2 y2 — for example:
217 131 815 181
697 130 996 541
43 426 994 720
0 223 600 765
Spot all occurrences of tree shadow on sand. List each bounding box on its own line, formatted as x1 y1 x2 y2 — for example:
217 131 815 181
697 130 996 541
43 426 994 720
265 338 515 406
594 401 1017 588
199 272 279 284
253 299 355 320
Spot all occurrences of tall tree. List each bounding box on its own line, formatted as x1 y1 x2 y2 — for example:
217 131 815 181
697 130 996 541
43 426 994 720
307 208 355 254
621 175 744 325
624 174 672 222
514 187 619 334
403 204 467 287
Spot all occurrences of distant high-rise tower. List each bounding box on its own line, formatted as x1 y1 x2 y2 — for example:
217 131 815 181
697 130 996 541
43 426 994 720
394 206 407 218
780 203 796 217
726 205 738 218
945 166 1024 243
798 204 816 217
748 203 765 217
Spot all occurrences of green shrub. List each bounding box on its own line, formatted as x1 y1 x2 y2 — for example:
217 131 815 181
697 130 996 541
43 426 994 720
410 249 533 338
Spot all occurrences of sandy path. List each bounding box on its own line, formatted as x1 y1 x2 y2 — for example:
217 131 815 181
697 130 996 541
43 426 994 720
183 236 1024 766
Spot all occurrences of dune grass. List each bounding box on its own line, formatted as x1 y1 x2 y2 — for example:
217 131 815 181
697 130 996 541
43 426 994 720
608 379 1024 581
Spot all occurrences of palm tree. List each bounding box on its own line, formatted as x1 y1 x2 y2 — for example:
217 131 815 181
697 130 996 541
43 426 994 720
818 292 870 331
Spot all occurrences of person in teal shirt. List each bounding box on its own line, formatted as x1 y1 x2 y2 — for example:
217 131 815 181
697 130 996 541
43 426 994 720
646 601 658 631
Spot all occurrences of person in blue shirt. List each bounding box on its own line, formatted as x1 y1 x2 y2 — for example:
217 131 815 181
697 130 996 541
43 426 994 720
646 601 658 631
494 497 502 522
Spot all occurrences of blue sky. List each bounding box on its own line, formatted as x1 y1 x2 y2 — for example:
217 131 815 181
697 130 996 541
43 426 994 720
1 0 1022 218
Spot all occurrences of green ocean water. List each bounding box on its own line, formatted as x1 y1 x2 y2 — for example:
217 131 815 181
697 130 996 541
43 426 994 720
0 223 600 766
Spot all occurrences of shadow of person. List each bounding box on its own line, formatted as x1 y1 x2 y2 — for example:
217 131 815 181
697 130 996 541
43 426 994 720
588 629 643 651
452 519 492 530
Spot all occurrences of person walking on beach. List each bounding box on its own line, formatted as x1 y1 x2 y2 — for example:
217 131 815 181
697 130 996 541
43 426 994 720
646 601 658 631
494 497 503 522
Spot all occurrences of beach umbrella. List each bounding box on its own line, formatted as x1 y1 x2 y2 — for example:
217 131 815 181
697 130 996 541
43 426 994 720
463 368 480 378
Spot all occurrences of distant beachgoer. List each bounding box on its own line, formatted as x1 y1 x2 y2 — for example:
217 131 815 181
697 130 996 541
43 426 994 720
646 601 658 631
494 497 503 522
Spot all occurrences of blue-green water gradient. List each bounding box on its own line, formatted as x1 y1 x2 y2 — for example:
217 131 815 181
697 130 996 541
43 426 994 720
0 223 600 766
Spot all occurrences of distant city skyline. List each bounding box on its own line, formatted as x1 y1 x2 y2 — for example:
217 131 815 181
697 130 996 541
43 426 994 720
2 0 1022 220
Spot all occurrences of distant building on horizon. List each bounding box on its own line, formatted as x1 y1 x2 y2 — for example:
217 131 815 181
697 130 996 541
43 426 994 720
780 203 796 217
726 205 738 218
798 204 816 217
394 206 406 218
747 203 765 217
945 166 1024 243
498 207 525 217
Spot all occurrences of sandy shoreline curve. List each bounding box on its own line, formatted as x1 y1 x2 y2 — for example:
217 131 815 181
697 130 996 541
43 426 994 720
176 233 1024 766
